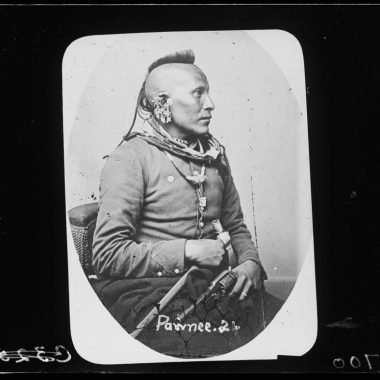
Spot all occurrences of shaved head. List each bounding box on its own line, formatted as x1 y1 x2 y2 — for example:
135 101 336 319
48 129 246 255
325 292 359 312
145 63 207 105
123 50 210 141
129 51 215 140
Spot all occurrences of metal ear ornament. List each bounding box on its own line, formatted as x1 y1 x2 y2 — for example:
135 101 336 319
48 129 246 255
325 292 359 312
152 98 172 124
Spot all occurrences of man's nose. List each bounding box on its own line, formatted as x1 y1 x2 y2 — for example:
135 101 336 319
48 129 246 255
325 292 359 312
203 94 215 111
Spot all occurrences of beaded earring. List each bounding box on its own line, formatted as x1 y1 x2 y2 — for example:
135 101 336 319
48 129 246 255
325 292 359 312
152 97 172 124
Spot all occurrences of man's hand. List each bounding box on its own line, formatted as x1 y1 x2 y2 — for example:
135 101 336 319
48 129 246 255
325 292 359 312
229 260 261 301
185 239 226 268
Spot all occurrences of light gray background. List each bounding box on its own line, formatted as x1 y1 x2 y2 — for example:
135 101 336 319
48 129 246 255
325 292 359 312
64 30 311 289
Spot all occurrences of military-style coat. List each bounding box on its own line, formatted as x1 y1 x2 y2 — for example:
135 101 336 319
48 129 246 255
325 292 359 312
92 135 263 280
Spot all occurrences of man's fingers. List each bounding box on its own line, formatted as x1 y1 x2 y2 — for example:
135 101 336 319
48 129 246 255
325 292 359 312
238 281 252 301
229 275 245 298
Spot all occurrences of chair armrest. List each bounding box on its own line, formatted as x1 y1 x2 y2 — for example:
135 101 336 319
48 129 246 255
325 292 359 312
68 202 98 227
68 202 99 276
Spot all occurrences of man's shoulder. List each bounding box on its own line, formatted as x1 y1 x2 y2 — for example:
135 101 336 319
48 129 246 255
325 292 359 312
101 134 156 179
109 133 154 161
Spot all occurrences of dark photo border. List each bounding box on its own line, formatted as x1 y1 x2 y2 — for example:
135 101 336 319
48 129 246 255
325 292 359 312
1 4 380 373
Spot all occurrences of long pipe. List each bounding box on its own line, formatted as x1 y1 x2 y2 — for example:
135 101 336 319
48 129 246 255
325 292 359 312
130 265 197 338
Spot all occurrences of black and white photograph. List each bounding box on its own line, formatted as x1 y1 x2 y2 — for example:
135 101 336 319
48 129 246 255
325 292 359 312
63 30 315 362
1 4 380 373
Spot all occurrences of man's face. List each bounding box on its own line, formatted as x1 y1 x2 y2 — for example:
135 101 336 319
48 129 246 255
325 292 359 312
146 63 215 139
167 65 215 138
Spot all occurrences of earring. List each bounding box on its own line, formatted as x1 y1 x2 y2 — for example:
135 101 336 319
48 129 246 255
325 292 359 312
152 98 172 124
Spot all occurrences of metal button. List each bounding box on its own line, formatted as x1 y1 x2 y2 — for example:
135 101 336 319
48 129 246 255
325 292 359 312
199 222 204 228
174 269 180 274
157 271 163 277
167 175 175 183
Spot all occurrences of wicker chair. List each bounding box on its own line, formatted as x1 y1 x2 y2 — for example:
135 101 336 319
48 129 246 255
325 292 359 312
68 202 98 276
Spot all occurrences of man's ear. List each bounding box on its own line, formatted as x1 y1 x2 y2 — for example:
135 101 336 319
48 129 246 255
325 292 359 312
155 92 171 105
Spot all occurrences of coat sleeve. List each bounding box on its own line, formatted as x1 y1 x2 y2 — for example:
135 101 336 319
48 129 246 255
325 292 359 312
92 140 186 280
220 153 267 279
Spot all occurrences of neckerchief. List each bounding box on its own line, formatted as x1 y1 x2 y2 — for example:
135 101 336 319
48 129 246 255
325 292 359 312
123 117 229 172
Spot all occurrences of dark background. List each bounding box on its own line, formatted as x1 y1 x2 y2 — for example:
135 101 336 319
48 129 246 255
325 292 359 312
1 4 379 373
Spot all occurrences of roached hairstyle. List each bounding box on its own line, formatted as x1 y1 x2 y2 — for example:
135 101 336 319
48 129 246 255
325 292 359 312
118 50 196 145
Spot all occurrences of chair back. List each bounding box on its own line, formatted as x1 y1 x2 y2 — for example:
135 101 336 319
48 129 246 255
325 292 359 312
68 202 98 275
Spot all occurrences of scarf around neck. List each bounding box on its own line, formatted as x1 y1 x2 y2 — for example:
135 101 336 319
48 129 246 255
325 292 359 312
123 116 230 173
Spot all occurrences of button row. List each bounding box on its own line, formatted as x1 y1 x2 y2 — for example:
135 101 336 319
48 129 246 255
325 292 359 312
157 268 180 276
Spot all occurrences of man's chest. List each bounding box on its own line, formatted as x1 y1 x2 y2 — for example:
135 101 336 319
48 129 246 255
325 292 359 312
143 151 225 219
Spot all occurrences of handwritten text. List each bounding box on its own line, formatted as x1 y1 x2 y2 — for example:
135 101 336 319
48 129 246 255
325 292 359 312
156 315 240 333
0 346 71 363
